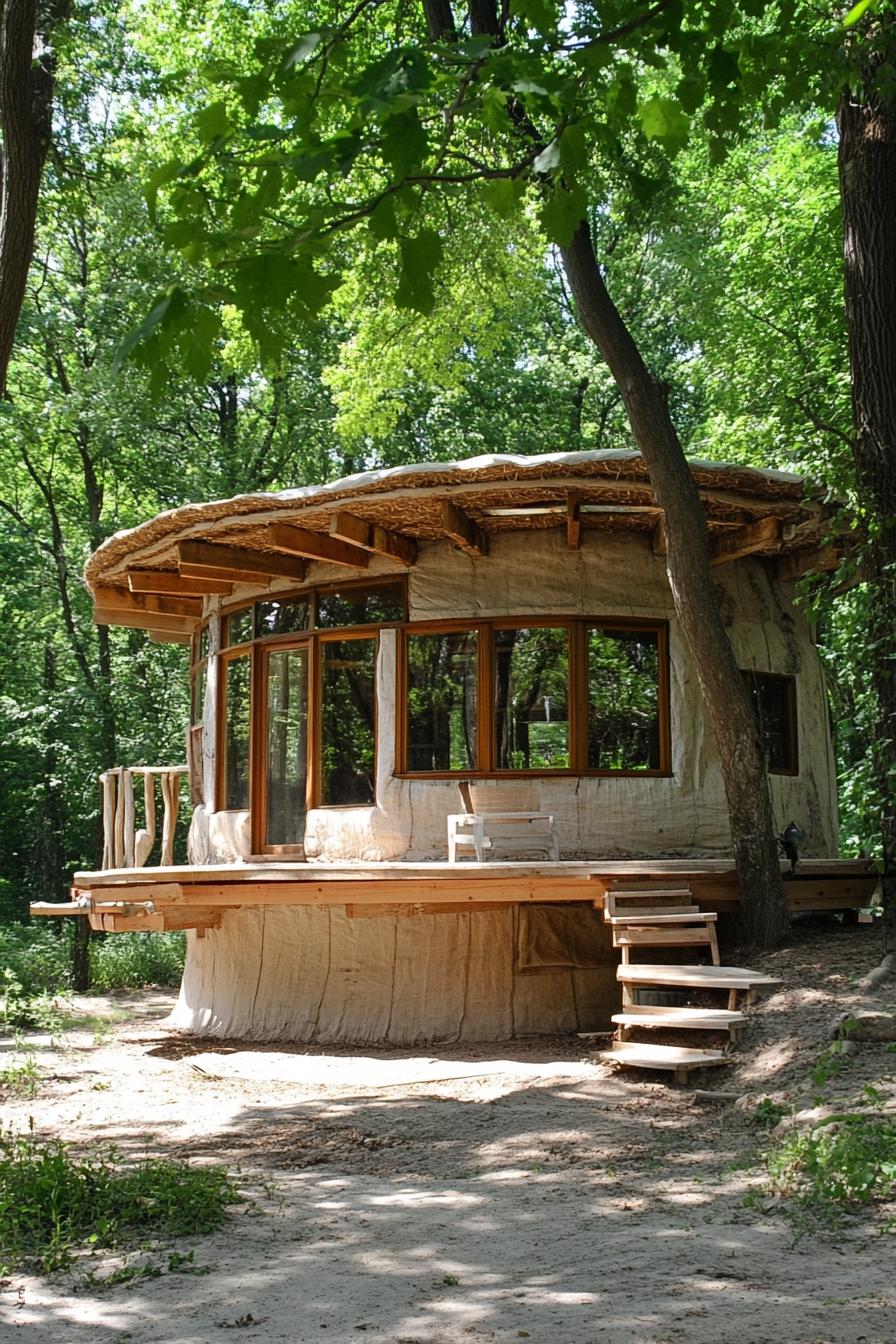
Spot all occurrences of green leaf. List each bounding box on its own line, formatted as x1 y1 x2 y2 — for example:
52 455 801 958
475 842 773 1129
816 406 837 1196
195 101 230 144
381 109 428 179
540 184 588 248
116 287 186 367
396 229 443 315
511 0 556 36
368 195 399 241
638 95 690 153
559 125 588 174
143 162 181 222
182 307 221 381
481 177 526 219
843 0 876 26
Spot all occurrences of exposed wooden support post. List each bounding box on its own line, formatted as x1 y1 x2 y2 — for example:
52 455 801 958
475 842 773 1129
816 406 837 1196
178 539 307 584
566 492 582 550
710 516 783 567
440 500 489 557
652 519 667 556
329 511 418 566
258 522 370 569
777 545 840 583
128 570 233 597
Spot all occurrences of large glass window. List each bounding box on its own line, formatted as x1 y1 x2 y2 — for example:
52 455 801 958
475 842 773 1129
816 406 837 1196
406 631 478 771
495 626 569 770
265 647 309 846
256 598 309 637
320 638 377 804
223 654 251 809
743 672 798 774
587 627 660 770
316 582 405 629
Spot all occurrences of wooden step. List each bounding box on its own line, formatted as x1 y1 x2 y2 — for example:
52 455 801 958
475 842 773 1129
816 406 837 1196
598 1041 729 1082
611 1005 747 1031
610 888 694 898
617 964 780 990
613 926 716 948
607 909 712 924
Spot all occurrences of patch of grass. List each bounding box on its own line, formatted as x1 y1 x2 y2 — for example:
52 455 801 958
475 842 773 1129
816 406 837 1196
0 1054 40 1098
766 1114 896 1232
0 1130 239 1275
89 932 185 991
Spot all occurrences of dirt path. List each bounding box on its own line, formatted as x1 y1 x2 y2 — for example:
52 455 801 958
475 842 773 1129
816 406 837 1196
2 924 895 1344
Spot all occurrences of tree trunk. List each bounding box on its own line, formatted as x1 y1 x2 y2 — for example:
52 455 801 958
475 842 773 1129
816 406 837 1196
561 220 787 947
0 0 55 394
838 79 896 932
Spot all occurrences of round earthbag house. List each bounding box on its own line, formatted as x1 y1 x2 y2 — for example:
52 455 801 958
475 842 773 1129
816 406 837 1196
79 451 845 1043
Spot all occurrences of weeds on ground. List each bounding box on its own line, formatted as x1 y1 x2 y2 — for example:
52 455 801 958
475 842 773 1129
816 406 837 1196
766 1114 896 1230
0 1129 240 1276
0 1052 40 1098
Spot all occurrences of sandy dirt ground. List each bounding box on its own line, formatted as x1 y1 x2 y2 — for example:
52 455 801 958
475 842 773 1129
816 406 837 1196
2 921 896 1344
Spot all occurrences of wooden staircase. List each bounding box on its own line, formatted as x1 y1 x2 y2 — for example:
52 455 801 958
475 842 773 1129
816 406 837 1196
594 885 781 1084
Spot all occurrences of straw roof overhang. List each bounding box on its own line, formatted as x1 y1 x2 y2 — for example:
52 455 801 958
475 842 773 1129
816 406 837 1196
86 451 846 635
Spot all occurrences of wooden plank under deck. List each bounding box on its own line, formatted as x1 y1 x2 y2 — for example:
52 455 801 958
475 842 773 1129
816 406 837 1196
65 858 879 932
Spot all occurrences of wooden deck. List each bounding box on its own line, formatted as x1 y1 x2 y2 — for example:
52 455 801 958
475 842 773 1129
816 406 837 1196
31 856 878 933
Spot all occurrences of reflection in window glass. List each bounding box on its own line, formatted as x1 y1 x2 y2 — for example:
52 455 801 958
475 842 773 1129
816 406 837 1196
320 639 376 804
227 608 253 645
316 583 405 629
224 655 251 808
255 598 309 637
266 648 308 846
587 628 660 770
495 627 569 769
191 660 207 724
406 631 477 771
743 672 797 773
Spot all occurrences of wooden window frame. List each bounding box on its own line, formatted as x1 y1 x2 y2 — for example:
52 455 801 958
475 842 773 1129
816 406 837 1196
743 670 799 777
220 575 408 647
397 615 671 779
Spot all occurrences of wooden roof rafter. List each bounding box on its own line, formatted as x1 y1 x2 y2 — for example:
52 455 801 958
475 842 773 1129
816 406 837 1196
329 510 418 567
177 539 307 584
440 499 489 557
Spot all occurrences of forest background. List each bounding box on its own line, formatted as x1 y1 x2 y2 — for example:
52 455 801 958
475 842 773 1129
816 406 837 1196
0 0 884 952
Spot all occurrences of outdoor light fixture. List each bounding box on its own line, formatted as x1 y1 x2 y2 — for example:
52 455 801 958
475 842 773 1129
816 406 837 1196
778 821 805 876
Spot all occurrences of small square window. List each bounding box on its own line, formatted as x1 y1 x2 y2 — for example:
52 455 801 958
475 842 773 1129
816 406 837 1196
743 672 798 774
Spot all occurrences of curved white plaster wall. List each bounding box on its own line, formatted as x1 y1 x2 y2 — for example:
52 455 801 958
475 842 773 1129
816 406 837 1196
170 904 618 1044
186 529 838 867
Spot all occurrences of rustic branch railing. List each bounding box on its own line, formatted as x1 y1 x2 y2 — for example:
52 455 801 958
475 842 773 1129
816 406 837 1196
100 765 188 870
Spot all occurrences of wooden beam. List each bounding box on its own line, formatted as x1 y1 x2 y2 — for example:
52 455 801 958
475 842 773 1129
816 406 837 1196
329 511 418 567
94 588 203 619
94 608 195 635
440 500 489 557
710 516 782 566
128 570 233 597
260 522 370 569
652 520 667 556
178 539 307 583
566 492 581 550
346 901 509 918
777 545 840 583
149 631 192 645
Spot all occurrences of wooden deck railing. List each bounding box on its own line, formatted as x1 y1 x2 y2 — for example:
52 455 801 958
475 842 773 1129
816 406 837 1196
100 765 188 870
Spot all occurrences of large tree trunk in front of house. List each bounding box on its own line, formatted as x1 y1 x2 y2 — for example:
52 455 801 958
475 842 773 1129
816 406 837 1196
839 79 896 933
0 0 57 395
561 220 787 948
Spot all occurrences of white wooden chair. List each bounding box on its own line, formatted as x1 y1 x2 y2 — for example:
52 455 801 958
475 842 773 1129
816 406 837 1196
447 782 560 863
